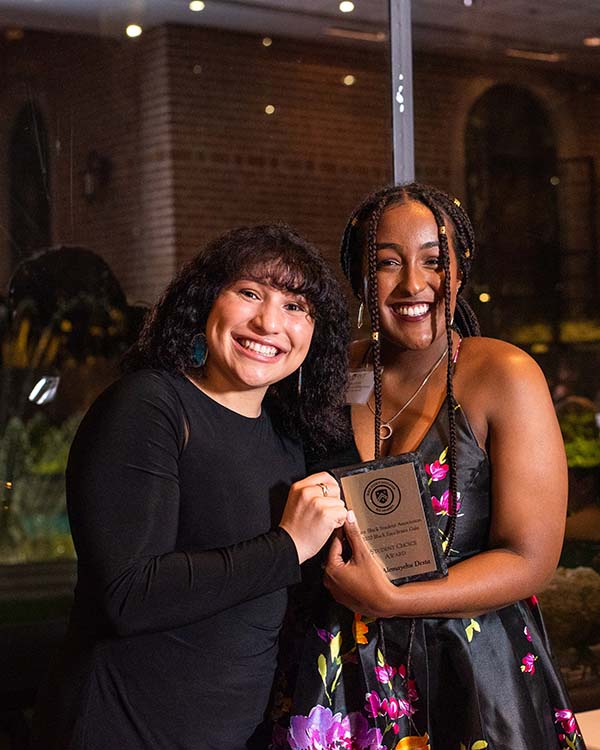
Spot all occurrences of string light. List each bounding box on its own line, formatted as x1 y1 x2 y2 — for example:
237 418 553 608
126 24 142 38
339 1 355 13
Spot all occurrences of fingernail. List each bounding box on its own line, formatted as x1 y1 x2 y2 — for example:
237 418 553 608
347 510 356 524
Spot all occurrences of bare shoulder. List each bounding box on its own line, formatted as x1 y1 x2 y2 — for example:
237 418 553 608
457 337 555 433
459 336 547 390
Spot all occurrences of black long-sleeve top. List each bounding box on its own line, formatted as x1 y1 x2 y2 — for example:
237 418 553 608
32 369 303 750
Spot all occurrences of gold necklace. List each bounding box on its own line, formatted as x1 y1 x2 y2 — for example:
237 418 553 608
367 348 447 440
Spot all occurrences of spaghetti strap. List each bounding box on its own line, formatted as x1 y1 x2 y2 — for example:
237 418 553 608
275 358 584 750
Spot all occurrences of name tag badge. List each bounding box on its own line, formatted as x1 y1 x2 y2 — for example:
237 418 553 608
346 368 374 404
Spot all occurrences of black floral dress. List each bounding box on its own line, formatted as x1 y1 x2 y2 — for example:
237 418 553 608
272 404 586 750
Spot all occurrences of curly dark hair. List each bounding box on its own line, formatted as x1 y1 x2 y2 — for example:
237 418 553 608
123 224 350 453
339 182 481 555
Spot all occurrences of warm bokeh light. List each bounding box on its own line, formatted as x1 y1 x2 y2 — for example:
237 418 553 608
262 37 273 47
126 24 142 38
339 1 355 13
265 104 275 115
583 36 600 47
343 74 356 86
326 27 386 42
5 28 24 41
479 292 491 303
531 343 549 354
189 1 206 11
505 48 563 63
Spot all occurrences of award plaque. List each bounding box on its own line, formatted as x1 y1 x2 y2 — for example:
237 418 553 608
332 452 447 585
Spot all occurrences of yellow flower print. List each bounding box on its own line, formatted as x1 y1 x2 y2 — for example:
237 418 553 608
465 618 481 643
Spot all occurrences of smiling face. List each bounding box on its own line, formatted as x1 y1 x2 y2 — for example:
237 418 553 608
370 200 461 352
202 277 315 399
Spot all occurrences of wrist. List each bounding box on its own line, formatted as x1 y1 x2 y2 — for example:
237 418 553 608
278 523 305 565
378 583 400 618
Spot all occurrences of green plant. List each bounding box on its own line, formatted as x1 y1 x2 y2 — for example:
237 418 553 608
558 407 600 469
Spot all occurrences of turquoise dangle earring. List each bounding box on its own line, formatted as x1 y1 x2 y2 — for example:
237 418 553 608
191 333 208 367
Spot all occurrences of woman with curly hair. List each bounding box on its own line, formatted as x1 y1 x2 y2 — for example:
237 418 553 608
278 185 584 750
32 224 350 750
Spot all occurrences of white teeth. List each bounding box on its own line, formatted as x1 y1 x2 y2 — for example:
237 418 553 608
394 303 430 317
239 339 279 357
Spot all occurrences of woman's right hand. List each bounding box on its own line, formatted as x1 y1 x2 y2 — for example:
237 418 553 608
279 472 346 564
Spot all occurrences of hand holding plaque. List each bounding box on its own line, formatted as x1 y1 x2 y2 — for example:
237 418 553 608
331 452 447 585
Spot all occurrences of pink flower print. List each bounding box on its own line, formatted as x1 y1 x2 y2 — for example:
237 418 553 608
528 594 539 607
520 652 538 674
365 691 382 719
554 708 578 735
288 705 350 750
425 459 449 482
381 697 400 720
347 712 385 750
396 664 419 702
407 679 419 703
374 663 397 683
381 697 415 720
524 626 532 642
431 489 461 516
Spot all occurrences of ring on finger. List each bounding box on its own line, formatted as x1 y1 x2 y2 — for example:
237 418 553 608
317 482 328 497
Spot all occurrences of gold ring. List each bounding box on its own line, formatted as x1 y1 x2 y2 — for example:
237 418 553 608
318 482 328 497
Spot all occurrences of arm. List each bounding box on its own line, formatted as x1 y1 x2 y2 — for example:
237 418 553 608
324 344 568 619
68 372 337 637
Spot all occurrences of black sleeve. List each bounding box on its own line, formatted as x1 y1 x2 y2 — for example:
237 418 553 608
67 371 300 637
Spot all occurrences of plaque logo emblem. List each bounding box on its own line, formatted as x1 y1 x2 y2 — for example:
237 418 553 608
363 478 401 515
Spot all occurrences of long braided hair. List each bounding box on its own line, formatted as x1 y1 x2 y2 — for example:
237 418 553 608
341 183 480 555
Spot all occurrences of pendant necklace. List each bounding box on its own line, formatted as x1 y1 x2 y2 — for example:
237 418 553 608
367 347 447 440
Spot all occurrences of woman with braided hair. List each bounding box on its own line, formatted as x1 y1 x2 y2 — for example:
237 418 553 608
275 184 584 750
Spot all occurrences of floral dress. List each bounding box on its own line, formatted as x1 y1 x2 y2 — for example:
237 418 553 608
272 403 586 750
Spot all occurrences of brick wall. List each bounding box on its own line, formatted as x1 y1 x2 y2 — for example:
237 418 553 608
0 29 169 302
2 24 600 309
165 24 391 302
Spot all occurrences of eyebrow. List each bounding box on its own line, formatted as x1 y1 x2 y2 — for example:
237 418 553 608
375 241 440 251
